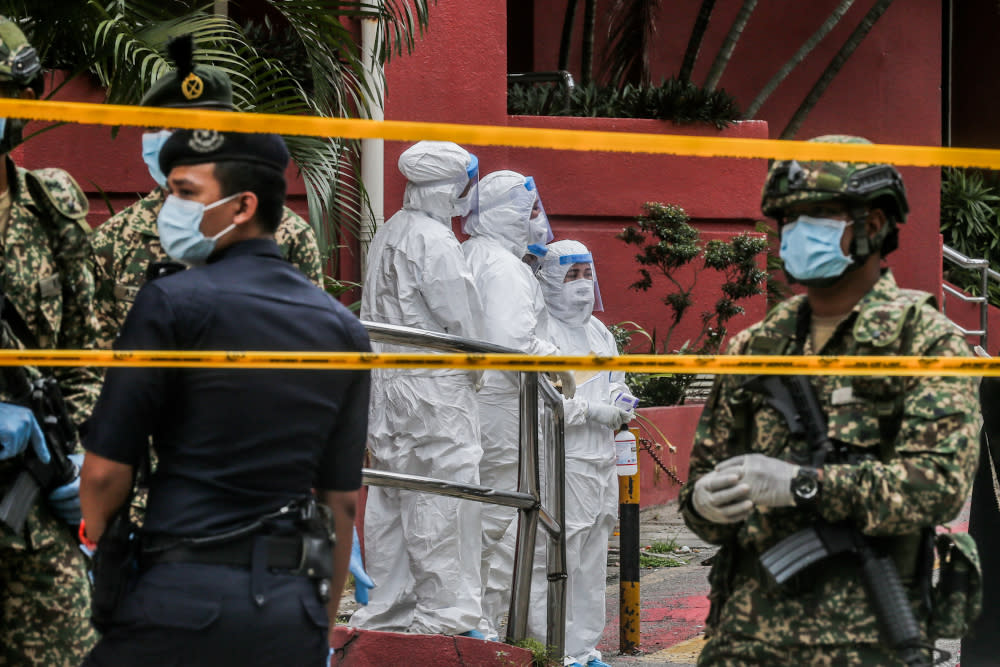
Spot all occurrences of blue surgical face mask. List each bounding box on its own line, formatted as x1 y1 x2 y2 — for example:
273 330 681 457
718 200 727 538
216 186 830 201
779 215 853 282
157 193 239 266
141 130 172 188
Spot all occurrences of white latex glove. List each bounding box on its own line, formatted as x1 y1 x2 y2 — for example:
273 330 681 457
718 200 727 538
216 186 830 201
470 370 484 392
611 389 639 419
715 453 799 509
555 371 576 399
692 471 753 524
545 371 576 398
585 401 631 429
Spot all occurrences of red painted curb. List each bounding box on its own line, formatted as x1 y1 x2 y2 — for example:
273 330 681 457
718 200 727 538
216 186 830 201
330 626 535 666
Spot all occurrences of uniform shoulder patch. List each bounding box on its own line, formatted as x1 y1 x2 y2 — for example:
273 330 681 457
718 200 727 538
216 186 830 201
25 167 90 227
854 289 935 348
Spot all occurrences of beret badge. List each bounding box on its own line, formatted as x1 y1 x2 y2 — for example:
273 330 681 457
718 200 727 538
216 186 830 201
189 129 224 153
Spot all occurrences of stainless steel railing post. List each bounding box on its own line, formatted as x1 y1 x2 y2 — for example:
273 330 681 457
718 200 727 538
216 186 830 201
359 322 566 652
506 371 540 643
542 384 567 659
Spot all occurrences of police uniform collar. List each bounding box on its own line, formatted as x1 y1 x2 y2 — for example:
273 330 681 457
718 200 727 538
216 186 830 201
206 237 282 264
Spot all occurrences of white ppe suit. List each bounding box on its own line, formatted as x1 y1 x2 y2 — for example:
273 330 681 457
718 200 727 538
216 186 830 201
352 141 486 635
462 171 559 638
528 240 627 665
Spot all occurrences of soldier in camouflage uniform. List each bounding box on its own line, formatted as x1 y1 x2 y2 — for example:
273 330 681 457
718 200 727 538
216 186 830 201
680 135 980 665
91 36 322 350
0 17 102 666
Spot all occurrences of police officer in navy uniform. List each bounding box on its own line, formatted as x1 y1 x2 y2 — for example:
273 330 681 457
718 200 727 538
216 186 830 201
79 129 370 666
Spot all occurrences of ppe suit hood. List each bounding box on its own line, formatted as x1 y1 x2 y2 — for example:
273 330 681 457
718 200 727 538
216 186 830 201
538 240 604 325
469 170 534 256
399 141 474 223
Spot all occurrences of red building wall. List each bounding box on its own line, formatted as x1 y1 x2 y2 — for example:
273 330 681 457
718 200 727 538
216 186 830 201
12 1 946 351
382 0 944 346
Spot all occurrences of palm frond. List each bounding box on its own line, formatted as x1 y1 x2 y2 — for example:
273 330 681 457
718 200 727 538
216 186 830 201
703 0 757 92
602 0 661 88
780 0 895 139
90 11 249 104
742 0 855 119
678 0 716 83
0 0 437 273
371 0 433 64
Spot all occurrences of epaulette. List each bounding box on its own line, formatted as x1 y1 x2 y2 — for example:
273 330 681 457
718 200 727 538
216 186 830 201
853 289 935 349
898 287 939 312
25 167 90 233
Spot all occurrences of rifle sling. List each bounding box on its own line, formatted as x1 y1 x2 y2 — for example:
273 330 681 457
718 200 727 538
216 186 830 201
0 292 51 377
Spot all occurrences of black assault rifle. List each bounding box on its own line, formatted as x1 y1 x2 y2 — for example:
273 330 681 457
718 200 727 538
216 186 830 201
742 374 930 667
0 329 78 533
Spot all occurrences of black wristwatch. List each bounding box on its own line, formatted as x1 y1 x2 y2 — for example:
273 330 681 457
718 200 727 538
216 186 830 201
790 466 821 507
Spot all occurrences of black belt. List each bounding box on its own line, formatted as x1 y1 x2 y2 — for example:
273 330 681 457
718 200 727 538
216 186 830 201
141 534 305 571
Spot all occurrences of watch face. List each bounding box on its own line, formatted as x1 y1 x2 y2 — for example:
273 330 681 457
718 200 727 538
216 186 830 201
793 472 819 500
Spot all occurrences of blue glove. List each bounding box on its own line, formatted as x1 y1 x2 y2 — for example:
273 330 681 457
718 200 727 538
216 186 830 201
48 453 83 527
350 526 374 605
0 403 49 463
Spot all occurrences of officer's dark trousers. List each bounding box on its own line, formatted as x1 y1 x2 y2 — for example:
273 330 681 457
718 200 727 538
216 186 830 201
82 562 328 667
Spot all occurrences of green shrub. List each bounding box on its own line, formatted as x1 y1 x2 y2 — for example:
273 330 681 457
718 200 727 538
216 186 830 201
507 79 740 128
615 203 766 406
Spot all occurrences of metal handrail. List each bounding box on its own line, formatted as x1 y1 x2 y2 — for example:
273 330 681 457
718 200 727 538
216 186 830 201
942 245 996 348
360 321 567 655
507 71 576 113
507 70 576 92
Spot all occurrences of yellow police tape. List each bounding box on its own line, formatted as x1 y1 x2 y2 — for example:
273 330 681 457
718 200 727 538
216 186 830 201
4 98 1000 168
1 349 997 376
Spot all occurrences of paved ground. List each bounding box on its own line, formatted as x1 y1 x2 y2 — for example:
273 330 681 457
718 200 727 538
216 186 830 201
338 499 968 666
596 500 969 667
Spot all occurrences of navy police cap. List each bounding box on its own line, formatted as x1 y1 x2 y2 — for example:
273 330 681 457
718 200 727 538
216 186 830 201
159 130 290 176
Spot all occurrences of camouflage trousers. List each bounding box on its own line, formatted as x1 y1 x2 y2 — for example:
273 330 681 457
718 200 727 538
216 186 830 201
0 519 97 666
698 633 923 666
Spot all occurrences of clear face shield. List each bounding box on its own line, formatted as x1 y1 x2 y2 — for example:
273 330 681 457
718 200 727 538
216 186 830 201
524 177 554 247
458 153 480 233
523 243 548 274
559 252 604 312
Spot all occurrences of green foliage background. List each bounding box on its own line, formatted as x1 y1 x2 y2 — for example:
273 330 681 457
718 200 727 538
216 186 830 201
940 167 1000 306
507 79 740 128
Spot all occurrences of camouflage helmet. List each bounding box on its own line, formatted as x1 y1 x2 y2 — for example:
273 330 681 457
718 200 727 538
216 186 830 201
0 17 43 96
140 35 233 110
761 135 909 225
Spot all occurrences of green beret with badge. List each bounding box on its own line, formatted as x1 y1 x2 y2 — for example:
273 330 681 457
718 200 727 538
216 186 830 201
140 35 234 110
